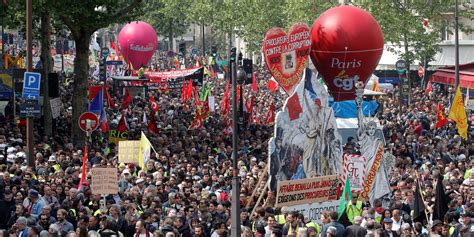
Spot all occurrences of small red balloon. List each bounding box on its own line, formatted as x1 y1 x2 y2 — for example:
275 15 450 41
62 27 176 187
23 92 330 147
310 6 384 101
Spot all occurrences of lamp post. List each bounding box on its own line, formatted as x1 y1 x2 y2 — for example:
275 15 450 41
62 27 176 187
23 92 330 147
230 62 242 237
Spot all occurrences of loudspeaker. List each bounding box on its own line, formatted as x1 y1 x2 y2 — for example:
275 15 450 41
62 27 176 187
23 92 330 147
242 58 253 85
48 73 59 98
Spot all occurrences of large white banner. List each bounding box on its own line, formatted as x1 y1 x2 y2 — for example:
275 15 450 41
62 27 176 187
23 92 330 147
268 69 343 191
287 200 340 224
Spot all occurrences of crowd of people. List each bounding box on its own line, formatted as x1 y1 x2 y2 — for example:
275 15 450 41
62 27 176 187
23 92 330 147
0 51 473 237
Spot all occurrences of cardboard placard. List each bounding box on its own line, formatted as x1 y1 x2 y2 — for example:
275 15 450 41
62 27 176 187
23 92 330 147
118 140 140 163
275 175 339 207
91 168 118 195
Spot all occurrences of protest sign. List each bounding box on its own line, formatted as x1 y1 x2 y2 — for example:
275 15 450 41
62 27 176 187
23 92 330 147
109 130 128 144
91 168 118 195
342 154 366 193
50 97 62 119
287 200 340 224
263 22 311 95
118 140 140 163
275 175 339 207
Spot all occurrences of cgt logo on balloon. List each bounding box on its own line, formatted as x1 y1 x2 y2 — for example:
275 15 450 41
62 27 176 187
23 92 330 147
310 6 384 101
263 22 311 95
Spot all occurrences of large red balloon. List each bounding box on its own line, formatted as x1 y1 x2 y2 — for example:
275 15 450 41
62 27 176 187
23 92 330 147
310 6 384 101
118 21 158 69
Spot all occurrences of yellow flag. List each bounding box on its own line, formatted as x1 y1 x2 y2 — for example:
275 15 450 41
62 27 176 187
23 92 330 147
139 132 151 170
448 86 468 139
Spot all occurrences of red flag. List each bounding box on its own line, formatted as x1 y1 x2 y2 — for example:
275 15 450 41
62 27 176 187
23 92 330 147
265 103 275 125
78 143 88 190
189 111 203 129
193 86 202 108
245 96 254 125
268 78 278 93
221 82 231 116
436 103 448 129
202 95 210 120
104 87 115 109
150 96 160 112
148 111 159 134
110 39 120 56
181 80 187 103
423 18 429 30
251 72 258 93
186 80 193 100
121 88 132 109
210 65 216 79
425 79 433 94
88 86 102 101
117 114 128 132
163 81 169 94
286 93 303 121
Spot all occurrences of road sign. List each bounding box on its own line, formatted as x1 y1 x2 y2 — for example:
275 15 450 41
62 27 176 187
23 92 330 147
79 112 100 132
22 72 41 99
106 60 123 65
19 100 41 118
418 66 424 78
395 60 407 70
191 47 198 55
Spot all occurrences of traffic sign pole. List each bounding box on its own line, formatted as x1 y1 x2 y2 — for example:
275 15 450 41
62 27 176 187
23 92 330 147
26 0 35 168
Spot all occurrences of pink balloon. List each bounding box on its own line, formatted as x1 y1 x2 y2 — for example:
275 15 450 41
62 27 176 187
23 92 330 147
118 21 158 69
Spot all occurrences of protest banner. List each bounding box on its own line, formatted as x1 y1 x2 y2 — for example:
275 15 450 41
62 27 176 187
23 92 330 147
91 168 118 195
342 154 366 193
275 175 339 207
360 143 384 199
263 22 311 95
109 129 128 144
118 140 140 163
287 200 340 224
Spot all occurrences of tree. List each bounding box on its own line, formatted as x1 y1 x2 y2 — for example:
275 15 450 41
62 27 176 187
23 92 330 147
50 0 144 147
355 0 474 69
142 0 191 51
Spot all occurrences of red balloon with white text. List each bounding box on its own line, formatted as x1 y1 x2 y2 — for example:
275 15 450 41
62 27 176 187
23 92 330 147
118 21 158 69
310 6 384 101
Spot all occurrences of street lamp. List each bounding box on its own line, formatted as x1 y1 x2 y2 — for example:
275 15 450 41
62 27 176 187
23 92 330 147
230 62 242 237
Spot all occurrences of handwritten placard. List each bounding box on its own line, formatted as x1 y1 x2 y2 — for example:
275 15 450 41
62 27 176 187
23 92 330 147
118 140 140 163
91 168 118 195
275 175 339 207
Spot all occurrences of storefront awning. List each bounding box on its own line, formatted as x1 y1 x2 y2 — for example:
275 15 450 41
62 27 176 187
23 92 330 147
432 69 474 89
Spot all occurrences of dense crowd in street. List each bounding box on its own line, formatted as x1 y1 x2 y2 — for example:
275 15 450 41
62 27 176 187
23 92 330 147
0 53 473 237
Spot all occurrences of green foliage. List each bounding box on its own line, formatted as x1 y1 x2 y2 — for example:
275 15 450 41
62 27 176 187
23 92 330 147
141 0 191 44
354 0 474 66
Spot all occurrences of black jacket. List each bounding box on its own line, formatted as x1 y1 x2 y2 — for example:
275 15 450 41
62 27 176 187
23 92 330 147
0 199 15 229
178 225 193 237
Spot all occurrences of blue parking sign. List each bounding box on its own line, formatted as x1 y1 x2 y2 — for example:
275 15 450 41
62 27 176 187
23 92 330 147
22 72 41 99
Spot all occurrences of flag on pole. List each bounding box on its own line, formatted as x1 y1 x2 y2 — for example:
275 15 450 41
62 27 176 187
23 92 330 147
121 88 132 109
100 107 109 133
104 87 115 109
338 176 352 220
117 114 128 132
150 96 160 112
265 103 275 125
189 110 203 129
147 111 159 134
413 181 427 224
78 143 88 190
221 82 231 116
433 174 450 221
251 72 258 93
268 78 278 93
436 103 448 129
448 86 468 139
425 79 433 94
139 132 151 170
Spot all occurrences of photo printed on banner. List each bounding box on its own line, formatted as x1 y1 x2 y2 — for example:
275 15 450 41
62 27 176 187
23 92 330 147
268 68 343 191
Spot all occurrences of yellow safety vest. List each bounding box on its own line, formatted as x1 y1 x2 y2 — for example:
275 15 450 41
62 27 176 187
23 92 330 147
275 215 286 225
306 222 321 235
347 201 363 223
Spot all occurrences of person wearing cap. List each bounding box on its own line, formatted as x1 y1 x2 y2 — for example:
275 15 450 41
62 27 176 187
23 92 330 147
431 219 444 235
47 156 61 172
27 189 46 219
381 218 400 237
